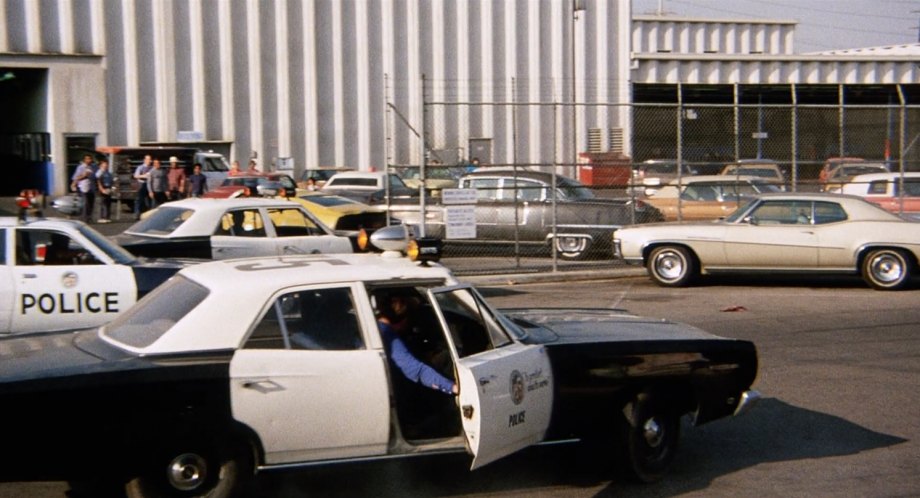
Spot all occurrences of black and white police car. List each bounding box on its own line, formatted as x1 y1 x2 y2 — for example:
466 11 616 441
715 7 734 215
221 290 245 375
0 226 759 496
0 215 184 335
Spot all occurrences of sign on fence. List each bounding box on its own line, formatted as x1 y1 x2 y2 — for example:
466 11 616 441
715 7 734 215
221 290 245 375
442 188 477 239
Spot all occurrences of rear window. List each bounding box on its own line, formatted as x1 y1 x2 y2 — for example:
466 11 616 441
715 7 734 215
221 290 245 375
127 207 194 235
103 275 209 349
328 178 378 187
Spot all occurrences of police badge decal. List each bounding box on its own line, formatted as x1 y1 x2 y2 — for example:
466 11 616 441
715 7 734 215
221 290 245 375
510 370 525 405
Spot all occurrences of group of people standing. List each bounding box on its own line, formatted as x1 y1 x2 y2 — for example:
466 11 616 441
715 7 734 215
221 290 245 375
70 154 115 224
131 155 209 220
72 154 211 223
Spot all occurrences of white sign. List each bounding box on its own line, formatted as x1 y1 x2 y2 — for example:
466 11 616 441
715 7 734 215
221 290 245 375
444 206 476 239
441 188 478 205
177 130 204 142
751 132 768 139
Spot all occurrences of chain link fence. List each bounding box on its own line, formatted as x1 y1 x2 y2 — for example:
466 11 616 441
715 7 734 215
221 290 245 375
386 95 920 276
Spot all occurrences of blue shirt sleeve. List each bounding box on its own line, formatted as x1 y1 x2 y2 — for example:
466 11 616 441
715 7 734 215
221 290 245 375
379 320 455 395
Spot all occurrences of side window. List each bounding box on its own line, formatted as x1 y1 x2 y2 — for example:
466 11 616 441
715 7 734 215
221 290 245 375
899 180 920 197
244 287 364 351
281 176 297 190
468 178 500 201
749 201 793 224
432 287 511 359
267 208 319 237
868 181 887 195
515 179 543 202
0 228 5 265
813 202 848 224
750 201 811 224
215 209 266 237
16 229 100 266
683 184 717 201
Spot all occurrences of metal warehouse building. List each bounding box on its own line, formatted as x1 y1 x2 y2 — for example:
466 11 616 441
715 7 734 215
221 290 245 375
0 0 917 196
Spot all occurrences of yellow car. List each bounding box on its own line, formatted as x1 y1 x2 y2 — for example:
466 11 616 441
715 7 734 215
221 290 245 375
281 193 390 249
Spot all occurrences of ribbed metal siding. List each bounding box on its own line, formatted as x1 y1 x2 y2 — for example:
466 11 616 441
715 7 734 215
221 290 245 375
1 0 631 171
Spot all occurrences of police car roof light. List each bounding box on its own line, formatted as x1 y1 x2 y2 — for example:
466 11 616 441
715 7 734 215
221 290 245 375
369 224 411 256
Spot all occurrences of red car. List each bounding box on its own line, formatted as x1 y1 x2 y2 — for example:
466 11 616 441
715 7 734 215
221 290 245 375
203 173 301 198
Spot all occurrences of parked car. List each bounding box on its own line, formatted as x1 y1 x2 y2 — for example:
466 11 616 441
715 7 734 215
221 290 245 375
643 175 783 221
822 162 890 192
0 216 184 334
0 226 759 496
615 192 920 290
321 171 418 203
720 160 786 188
839 172 920 220
629 160 699 197
297 166 354 189
203 172 303 198
391 169 665 259
50 192 83 216
112 198 352 259
819 156 865 183
286 193 390 250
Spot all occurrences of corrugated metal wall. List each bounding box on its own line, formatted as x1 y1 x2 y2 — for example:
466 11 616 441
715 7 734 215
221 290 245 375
0 0 632 175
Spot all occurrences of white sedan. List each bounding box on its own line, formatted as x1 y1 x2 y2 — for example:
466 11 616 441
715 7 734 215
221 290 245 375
615 193 920 290
113 197 353 259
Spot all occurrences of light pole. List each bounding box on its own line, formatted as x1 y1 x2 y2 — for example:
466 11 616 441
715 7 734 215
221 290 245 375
572 0 585 175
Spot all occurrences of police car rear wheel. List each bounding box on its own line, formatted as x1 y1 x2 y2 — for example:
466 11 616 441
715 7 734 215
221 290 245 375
615 392 680 483
125 438 252 498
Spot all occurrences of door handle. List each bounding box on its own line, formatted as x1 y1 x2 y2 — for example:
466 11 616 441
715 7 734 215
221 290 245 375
478 375 496 386
240 379 283 393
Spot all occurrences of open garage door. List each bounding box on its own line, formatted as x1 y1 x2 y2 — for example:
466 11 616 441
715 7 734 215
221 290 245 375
0 68 52 195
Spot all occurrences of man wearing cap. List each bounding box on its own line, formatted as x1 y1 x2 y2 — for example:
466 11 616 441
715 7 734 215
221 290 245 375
166 156 187 200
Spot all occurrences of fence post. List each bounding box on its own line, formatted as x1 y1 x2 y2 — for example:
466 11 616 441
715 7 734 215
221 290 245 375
838 84 845 156
791 83 798 192
733 83 740 161
419 74 427 237
676 83 683 222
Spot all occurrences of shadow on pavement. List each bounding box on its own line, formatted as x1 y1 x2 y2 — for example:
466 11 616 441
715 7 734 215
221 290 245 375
253 397 905 497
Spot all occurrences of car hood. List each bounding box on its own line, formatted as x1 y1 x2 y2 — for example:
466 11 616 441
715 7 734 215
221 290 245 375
502 308 729 344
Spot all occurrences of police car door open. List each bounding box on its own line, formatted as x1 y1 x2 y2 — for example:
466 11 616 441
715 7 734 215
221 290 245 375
427 285 553 470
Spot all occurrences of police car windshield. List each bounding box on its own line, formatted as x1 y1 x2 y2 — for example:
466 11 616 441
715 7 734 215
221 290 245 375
127 207 194 236
78 225 138 265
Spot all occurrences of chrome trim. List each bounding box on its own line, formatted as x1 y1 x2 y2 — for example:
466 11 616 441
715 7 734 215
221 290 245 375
733 390 761 416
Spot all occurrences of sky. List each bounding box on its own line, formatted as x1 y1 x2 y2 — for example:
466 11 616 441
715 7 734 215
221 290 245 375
632 0 920 53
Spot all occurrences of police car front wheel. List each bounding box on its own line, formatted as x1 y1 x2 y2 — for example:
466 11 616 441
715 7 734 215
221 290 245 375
125 437 253 498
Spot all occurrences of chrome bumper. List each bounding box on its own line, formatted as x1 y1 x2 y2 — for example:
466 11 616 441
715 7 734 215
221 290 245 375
733 389 762 416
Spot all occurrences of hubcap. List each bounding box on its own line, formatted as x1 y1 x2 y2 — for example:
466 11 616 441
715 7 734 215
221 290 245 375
642 417 664 448
557 237 586 254
654 252 684 280
167 453 208 492
871 254 903 283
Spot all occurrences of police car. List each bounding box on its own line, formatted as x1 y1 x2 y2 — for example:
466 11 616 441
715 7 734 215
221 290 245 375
0 226 759 496
113 197 353 259
0 216 184 335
